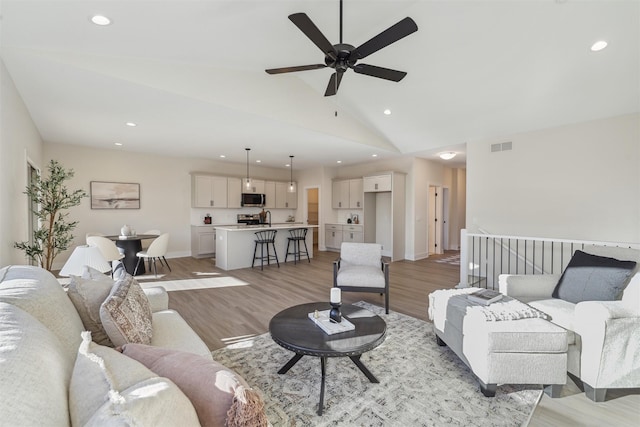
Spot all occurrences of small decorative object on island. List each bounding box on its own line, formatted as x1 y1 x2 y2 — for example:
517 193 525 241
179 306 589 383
330 287 342 323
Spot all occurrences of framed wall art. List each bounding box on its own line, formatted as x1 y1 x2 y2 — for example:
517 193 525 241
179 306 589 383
90 181 140 209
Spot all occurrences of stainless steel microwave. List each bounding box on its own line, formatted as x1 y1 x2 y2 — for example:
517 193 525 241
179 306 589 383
241 193 266 207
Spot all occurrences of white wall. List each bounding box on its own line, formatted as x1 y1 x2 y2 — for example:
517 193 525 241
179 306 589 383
44 142 295 269
0 58 44 266
467 113 640 243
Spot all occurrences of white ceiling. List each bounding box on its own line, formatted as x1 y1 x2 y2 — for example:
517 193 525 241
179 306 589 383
1 0 638 170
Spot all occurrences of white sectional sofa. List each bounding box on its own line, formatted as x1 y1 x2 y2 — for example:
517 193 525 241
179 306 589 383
499 245 640 402
0 264 212 426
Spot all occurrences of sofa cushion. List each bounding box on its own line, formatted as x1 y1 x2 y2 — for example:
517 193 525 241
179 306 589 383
70 332 200 426
0 265 85 367
67 272 115 347
151 309 214 359
122 343 268 427
552 250 637 303
100 274 153 347
0 302 72 427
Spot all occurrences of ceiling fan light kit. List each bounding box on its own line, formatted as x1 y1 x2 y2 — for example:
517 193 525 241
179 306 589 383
266 0 418 96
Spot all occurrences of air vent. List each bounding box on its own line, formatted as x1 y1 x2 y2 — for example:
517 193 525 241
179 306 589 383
491 142 513 152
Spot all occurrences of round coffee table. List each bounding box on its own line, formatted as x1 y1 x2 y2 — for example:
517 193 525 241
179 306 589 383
269 302 386 415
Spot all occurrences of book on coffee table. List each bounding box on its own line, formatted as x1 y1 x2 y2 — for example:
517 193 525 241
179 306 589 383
467 289 503 305
308 310 355 335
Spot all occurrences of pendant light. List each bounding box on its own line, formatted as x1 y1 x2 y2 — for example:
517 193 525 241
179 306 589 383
245 148 252 190
288 155 296 193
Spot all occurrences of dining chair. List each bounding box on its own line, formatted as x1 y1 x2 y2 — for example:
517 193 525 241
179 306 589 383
134 233 171 277
86 235 125 276
141 229 161 250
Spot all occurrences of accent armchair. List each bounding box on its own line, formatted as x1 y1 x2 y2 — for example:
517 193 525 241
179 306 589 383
333 242 390 314
499 245 640 402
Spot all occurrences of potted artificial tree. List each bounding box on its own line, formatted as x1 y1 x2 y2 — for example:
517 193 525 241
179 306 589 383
14 159 87 271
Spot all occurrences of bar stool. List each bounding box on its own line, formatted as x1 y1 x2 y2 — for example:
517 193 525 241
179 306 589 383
252 230 279 270
285 228 310 264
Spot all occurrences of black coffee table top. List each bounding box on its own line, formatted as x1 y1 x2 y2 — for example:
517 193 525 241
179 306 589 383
269 302 386 357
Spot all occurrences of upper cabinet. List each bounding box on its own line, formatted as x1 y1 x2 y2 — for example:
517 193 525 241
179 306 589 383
349 179 363 208
192 174 295 209
332 178 363 209
363 174 392 192
227 177 242 208
244 179 265 194
192 175 228 208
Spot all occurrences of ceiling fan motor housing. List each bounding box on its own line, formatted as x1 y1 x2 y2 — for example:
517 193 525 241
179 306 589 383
325 43 356 72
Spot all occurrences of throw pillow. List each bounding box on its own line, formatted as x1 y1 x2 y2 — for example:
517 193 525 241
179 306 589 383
552 250 637 303
70 332 200 427
67 271 115 347
100 274 153 347
121 343 268 427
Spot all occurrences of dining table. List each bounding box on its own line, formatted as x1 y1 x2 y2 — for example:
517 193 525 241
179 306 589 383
105 234 158 276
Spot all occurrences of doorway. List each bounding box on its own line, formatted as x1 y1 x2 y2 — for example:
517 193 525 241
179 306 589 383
306 187 319 251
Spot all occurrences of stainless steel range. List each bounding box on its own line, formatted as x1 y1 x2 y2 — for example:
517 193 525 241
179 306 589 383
237 214 261 225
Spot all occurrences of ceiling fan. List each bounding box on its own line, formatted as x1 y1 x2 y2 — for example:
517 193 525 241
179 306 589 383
265 0 418 96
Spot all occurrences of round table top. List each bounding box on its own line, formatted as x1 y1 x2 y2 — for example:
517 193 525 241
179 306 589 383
105 234 158 241
269 302 386 357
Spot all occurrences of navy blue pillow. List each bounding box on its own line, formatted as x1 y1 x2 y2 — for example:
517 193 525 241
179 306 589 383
552 250 637 303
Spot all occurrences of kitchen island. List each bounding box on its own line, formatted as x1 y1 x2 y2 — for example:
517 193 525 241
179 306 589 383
215 224 318 271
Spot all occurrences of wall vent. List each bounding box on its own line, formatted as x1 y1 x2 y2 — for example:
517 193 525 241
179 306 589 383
491 142 513 152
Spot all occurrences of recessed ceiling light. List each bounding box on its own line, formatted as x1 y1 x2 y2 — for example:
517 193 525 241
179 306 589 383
219 155 226 158
439 152 456 160
336 160 342 164
383 109 391 115
590 40 608 52
125 122 137 127
256 160 261 163
372 154 378 157
114 142 123 146
286 163 291 167
91 15 111 26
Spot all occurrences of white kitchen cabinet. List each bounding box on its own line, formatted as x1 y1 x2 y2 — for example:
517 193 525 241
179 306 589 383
363 174 392 192
285 186 297 209
332 180 350 209
342 224 363 243
264 181 276 209
227 177 242 208
192 175 228 208
325 224 343 250
245 179 265 194
191 225 216 258
349 178 363 208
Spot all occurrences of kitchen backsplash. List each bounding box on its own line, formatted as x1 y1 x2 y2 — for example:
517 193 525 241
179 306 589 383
191 208 296 225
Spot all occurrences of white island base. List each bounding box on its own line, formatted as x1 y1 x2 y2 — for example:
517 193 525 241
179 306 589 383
215 224 317 271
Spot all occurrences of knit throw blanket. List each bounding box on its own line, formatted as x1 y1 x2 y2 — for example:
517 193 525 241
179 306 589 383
468 299 550 322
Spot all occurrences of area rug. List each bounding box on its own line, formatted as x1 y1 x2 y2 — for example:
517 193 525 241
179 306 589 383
211 301 541 427
140 276 249 292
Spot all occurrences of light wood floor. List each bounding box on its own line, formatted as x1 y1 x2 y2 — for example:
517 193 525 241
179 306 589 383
146 249 639 427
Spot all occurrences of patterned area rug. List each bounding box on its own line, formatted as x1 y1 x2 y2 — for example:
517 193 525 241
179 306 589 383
211 302 541 426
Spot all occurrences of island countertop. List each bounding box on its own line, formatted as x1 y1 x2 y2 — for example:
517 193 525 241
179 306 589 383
215 224 317 270
214 223 318 231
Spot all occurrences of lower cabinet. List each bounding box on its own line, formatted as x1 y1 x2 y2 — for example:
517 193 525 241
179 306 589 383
325 224 363 250
191 226 216 258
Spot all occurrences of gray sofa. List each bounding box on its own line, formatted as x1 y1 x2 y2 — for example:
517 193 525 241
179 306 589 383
499 245 640 402
0 264 211 426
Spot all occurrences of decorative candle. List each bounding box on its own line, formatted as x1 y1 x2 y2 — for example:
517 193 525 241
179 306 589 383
330 288 341 304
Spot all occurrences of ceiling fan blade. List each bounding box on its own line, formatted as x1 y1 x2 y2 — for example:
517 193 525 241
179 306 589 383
265 64 327 74
353 64 407 82
352 17 418 60
289 13 337 58
324 71 344 96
